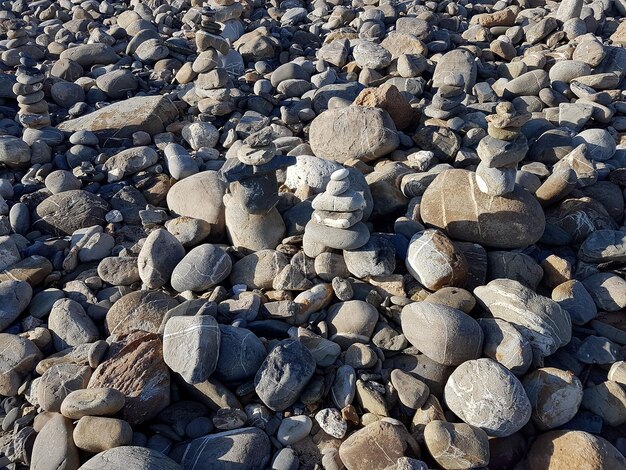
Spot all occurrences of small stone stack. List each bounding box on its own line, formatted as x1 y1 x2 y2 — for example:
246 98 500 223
303 169 370 258
424 74 467 120
219 130 295 250
14 53 50 130
5 20 29 50
475 101 531 196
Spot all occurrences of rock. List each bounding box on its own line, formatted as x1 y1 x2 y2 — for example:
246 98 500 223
30 414 80 470
57 96 179 141
339 418 416 470
163 315 220 384
390 370 429 409
166 171 226 236
98 257 141 285
478 318 532 376
424 421 490 469
277 415 312 445
254 339 315 411
326 300 379 349
432 49 477 92
581 273 626 311
444 358 531 437
0 280 32 332
0 135 30 167
401 302 483 366
315 408 347 438
105 290 178 336
309 106 399 163
48 299 99 350
79 447 181 470
582 381 626 426
527 431 626 470
552 280 597 325
182 122 219 150
229 250 289 289
103 146 159 179
170 244 232 292
420 170 545 249
353 84 414 130
73 416 133 453
181 427 270 469
138 229 186 289
59 43 118 67
214 325 266 383
0 333 42 396
474 279 572 359
225 199 285 251
88 331 171 425
33 190 109 236
38 364 92 412
61 388 125 419
406 229 468 291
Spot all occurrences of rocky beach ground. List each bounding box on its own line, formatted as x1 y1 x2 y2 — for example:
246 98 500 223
0 0 626 468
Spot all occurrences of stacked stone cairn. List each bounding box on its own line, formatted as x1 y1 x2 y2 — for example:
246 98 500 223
303 169 370 258
475 101 531 196
219 128 296 249
424 74 467 120
14 53 50 130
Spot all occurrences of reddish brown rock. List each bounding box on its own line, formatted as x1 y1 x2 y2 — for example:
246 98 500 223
353 84 416 130
88 331 170 426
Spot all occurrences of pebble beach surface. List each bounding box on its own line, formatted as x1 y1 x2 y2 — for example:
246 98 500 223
0 0 626 469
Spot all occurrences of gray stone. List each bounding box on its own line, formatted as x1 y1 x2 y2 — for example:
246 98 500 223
255 339 315 411
478 318 532 376
0 333 42 396
33 190 109 236
79 446 181 470
105 290 178 336
0 280 32 332
138 229 186 289
170 244 232 292
31 414 80 470
215 325 266 383
48 299 99 351
163 315 220 384
326 300 379 349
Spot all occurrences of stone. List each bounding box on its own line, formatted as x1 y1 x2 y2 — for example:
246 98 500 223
88 331 171 425
478 318 532 376
98 257 141 286
522 367 583 430
315 408 347 438
277 415 312 445
103 147 159 179
579 230 626 263
57 96 179 141
79 447 181 470
229 250 289 289
167 171 226 236
420 170 545 249
581 273 626 311
225 199 285 251
73 416 133 453
474 279 572 359
572 129 616 161
552 280 597 325
353 84 414 130
138 229 186 289
527 431 626 470
401 302 483 366
254 339 315 411
38 364 92 412
0 280 32 332
582 381 626 426
165 217 212 248
390 370 429 409
444 358 531 437
406 229 468 291
182 122 219 150
163 315 220 384
33 190 109 236
0 135 30 167
309 106 399 163
326 300 379 349
59 43 118 67
0 333 42 396
48 299 99 351
339 418 416 470
181 428 271 470
343 235 395 278
30 414 80 470
105 290 178 336
424 421 490 470
214 325 266 383
61 388 125 419
170 244 232 292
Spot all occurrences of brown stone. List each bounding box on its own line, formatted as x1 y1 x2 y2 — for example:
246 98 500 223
88 331 170 425
353 84 416 130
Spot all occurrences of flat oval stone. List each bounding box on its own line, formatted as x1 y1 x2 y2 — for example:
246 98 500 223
105 290 178 336
138 229 186 289
61 387 126 420
444 358 531 437
424 421 489 469
79 446 181 470
401 302 483 366
170 244 232 292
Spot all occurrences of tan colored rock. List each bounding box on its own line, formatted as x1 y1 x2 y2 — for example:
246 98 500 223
57 95 179 140
582 381 626 426
424 421 489 469
339 418 417 470
527 430 626 470
353 84 416 130
61 387 125 419
88 331 170 426
73 416 133 453
31 413 80 470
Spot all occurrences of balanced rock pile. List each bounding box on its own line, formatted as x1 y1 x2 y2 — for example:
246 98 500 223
0 0 626 469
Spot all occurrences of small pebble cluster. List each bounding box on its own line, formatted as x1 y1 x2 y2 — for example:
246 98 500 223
0 0 625 469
